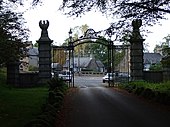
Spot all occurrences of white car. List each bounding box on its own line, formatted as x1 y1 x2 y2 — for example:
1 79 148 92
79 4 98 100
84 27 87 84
58 71 72 82
102 73 115 83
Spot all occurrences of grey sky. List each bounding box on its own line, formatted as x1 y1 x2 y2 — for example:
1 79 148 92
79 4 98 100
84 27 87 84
22 0 170 52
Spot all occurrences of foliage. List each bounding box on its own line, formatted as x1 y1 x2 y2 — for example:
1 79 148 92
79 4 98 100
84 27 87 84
154 34 170 56
121 81 170 105
88 39 108 66
52 48 66 65
60 0 170 40
161 56 170 68
149 63 163 71
62 24 128 68
72 24 89 56
25 77 68 127
47 77 66 91
0 1 29 65
156 34 170 68
154 44 162 53
4 0 41 6
114 48 126 67
28 65 38 71
33 42 38 47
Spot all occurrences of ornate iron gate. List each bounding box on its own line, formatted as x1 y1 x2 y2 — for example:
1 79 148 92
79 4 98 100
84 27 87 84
52 28 130 87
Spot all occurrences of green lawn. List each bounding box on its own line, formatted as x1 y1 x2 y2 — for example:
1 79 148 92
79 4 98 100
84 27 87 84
0 68 48 127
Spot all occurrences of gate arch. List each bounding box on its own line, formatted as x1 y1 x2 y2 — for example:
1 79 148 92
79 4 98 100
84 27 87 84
67 28 115 87
52 28 131 87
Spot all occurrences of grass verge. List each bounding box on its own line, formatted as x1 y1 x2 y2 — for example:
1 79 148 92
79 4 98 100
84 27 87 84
0 68 48 127
119 81 170 105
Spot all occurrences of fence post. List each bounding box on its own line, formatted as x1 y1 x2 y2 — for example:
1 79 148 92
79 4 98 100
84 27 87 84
129 19 145 81
37 20 53 84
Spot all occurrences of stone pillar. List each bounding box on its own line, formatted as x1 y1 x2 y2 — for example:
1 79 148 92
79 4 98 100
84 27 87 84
161 48 170 82
7 61 19 87
129 19 145 81
37 20 53 84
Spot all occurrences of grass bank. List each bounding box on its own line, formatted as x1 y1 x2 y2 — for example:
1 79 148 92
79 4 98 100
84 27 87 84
0 68 48 127
120 81 170 105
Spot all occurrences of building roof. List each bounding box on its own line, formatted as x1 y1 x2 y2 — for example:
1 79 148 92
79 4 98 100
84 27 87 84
96 60 104 68
63 57 104 68
28 47 38 56
143 53 162 64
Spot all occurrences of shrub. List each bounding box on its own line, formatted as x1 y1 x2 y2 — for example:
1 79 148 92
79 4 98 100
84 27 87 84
134 87 145 96
25 77 68 127
120 81 170 105
47 77 66 91
28 65 38 71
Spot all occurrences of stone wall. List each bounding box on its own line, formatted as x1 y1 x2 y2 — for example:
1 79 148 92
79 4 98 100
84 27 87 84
19 72 39 87
143 71 163 83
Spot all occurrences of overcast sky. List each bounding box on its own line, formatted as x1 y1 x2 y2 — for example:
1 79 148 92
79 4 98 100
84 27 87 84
21 0 170 52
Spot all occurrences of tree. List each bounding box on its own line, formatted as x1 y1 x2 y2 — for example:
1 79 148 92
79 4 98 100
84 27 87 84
161 34 170 56
149 63 162 71
62 24 89 57
154 34 170 55
154 44 162 53
33 42 38 47
163 34 170 47
88 38 108 66
0 1 29 66
6 0 40 6
60 0 170 39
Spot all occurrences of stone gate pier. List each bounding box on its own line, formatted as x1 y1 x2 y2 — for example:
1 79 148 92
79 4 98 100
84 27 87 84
129 19 145 81
37 20 53 84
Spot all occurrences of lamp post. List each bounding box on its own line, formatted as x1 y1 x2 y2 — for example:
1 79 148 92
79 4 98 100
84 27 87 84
106 28 114 87
68 29 75 87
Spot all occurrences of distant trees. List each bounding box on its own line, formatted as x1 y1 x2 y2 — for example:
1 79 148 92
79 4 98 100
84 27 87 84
154 34 170 56
52 49 66 65
61 24 128 68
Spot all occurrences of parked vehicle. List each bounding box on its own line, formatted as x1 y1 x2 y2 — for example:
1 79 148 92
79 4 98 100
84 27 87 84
103 72 130 83
58 70 72 82
118 72 130 78
102 73 115 83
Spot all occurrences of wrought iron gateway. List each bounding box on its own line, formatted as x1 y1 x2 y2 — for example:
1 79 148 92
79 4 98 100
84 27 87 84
52 28 130 87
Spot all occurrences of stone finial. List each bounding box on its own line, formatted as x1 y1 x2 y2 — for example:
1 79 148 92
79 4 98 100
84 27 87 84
39 20 49 30
131 19 143 40
38 20 51 41
132 19 142 30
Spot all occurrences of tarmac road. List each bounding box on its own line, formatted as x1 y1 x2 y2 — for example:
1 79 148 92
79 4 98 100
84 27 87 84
61 86 170 127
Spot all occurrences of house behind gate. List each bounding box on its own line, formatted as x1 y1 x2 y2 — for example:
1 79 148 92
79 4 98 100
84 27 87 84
63 57 105 72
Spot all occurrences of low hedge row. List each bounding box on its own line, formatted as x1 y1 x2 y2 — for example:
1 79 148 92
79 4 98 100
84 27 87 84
121 81 170 105
24 78 68 127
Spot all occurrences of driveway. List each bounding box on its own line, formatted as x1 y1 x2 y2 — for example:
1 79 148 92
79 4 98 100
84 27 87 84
74 76 106 87
56 77 170 127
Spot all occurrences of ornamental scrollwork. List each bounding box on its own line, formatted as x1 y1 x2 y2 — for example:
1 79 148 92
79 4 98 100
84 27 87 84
83 28 99 38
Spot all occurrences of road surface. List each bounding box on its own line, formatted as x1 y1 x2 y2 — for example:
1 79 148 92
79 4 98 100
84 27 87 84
74 76 106 87
56 76 170 127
